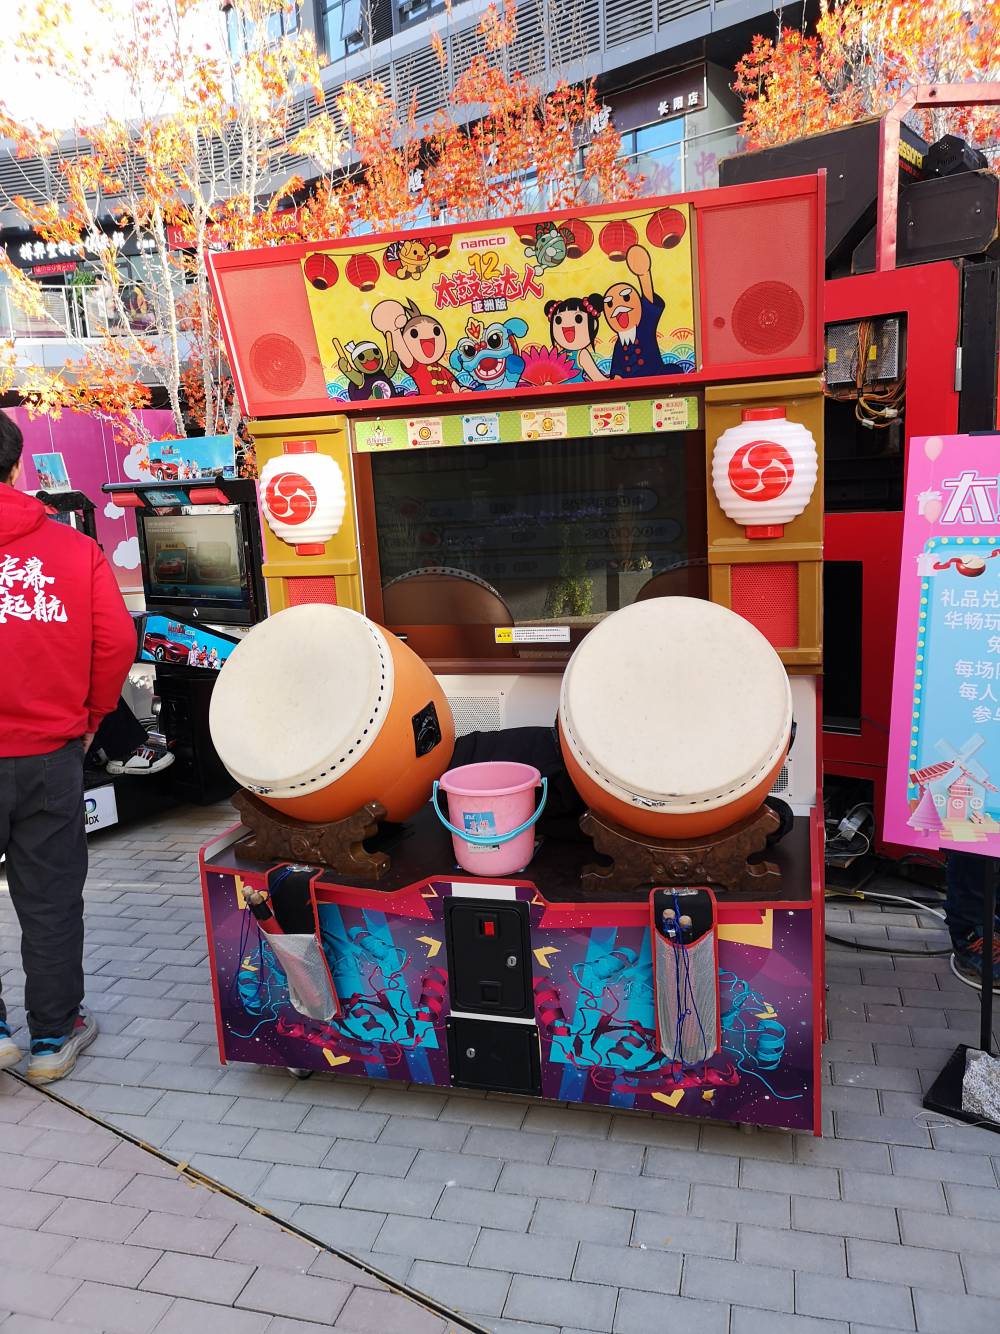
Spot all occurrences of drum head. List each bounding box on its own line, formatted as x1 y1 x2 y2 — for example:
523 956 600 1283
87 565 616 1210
209 604 394 798
560 597 792 814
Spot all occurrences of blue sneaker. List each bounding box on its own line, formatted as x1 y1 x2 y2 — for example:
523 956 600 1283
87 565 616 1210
26 1009 97 1084
0 1021 21 1071
950 930 1000 993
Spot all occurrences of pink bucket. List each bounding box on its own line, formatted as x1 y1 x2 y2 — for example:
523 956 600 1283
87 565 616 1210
433 762 547 876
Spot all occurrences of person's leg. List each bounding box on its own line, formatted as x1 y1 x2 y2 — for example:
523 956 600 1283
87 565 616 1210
945 850 1000 990
5 743 88 1039
92 697 148 762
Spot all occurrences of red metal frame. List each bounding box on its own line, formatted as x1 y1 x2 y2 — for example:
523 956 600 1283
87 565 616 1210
823 261 961 852
207 174 826 421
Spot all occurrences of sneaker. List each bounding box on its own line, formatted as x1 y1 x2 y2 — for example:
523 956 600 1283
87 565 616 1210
106 741 174 777
950 930 1000 992
0 1021 21 1071
26 1009 98 1084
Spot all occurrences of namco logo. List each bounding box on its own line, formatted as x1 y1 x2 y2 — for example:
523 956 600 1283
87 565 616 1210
728 440 795 503
264 471 317 526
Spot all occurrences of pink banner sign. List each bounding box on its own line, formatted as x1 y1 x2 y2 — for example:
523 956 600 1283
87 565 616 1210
886 434 1000 855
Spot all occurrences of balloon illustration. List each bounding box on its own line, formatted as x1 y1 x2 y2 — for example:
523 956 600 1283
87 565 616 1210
923 498 943 523
924 436 944 461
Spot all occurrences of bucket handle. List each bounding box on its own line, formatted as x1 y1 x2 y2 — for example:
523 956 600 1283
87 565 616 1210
432 777 548 846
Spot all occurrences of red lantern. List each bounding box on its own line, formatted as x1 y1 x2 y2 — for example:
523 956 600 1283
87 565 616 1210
515 221 538 247
598 220 638 262
561 218 593 259
430 233 452 258
346 252 380 292
304 253 339 291
646 207 686 250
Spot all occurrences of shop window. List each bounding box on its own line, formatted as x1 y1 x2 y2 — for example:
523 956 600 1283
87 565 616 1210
366 431 707 660
621 119 684 196
227 1 297 58
397 0 447 26
321 0 392 60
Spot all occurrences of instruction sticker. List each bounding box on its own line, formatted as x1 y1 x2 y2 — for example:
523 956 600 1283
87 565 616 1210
462 413 501 445
590 403 630 435
495 626 571 644
407 418 444 449
520 408 567 440
652 397 694 431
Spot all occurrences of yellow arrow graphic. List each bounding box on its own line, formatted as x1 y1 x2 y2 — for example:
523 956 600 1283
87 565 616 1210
652 1089 685 1108
323 1050 351 1068
417 935 442 959
533 947 560 969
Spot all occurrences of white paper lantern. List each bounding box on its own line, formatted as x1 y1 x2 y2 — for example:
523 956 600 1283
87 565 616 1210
711 407 818 540
259 440 346 556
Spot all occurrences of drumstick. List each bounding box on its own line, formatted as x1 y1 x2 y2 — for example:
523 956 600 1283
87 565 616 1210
332 337 348 364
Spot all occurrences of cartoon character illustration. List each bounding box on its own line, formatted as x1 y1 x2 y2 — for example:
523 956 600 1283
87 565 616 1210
524 221 572 272
385 237 436 280
544 294 607 383
449 316 527 390
603 244 681 380
333 337 400 401
372 298 463 397
208 647 220 669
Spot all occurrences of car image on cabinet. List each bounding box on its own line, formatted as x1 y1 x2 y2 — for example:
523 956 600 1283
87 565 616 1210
142 629 192 663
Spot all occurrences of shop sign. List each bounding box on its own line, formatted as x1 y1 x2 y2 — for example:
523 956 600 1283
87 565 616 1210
165 207 303 251
886 434 1000 854
303 198 698 411
605 67 706 135
32 260 77 278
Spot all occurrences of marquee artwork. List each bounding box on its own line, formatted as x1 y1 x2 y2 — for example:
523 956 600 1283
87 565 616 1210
299 202 698 409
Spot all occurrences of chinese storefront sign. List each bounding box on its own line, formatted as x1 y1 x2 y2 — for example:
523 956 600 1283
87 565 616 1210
301 199 698 412
887 435 1000 853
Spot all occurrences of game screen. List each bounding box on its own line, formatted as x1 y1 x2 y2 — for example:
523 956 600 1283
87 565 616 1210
138 509 249 614
138 614 238 670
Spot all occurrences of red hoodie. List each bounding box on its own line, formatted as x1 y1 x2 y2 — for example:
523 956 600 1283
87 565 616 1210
0 485 137 756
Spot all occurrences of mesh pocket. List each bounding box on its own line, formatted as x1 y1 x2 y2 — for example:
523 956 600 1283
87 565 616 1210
263 932 338 1022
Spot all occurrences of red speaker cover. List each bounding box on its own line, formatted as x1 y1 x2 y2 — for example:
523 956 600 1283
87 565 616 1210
731 562 799 649
698 191 821 374
286 576 338 606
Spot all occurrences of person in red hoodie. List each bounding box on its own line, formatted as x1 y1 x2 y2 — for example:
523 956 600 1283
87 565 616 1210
0 411 136 1083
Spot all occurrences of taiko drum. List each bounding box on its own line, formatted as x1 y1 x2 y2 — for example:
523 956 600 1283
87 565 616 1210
209 604 455 824
558 597 792 838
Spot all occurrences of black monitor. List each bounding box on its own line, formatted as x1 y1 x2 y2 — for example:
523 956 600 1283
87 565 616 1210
135 500 265 626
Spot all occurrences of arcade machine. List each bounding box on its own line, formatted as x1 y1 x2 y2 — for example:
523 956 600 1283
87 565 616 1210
199 178 828 1133
102 473 267 805
721 84 1000 864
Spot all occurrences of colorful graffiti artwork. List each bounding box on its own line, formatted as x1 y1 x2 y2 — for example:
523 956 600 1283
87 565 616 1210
299 203 698 409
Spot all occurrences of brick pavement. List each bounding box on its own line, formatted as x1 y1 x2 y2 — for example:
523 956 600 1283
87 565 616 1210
2 802 1000 1333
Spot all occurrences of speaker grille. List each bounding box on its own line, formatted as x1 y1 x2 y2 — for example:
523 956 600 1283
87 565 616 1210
732 281 805 356
731 562 799 649
286 576 337 606
250 334 307 395
447 694 505 737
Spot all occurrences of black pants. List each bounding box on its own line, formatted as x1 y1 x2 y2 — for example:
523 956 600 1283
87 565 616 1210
0 740 87 1039
90 697 147 763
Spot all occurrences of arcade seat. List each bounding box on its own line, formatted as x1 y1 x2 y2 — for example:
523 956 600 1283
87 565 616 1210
635 559 710 603
382 567 516 627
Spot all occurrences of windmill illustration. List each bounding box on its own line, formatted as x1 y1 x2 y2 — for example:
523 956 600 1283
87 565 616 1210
908 734 999 831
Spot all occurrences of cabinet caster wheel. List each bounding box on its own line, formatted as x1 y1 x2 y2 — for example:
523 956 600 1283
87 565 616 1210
287 1068 313 1080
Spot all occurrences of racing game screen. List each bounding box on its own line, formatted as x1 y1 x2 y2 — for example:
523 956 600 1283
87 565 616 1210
139 509 248 614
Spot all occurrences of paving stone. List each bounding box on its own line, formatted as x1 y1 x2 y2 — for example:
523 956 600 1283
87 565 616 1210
791 1197 900 1243
361 1087 449 1118
221 1096 307 1131
739 1224 846 1276
497 1161 593 1201
236 1266 352 1322
944 1181 1000 1221
324 1137 416 1177
243 1127 332 1166
794 1138 893 1172
465 1126 555 1163
342 1172 444 1218
0 1153 58 1189
739 1159 840 1199
470 1226 577 1279
164 1120 255 1158
529 1198 632 1246
438 1097 527 1129
731 1309 848 1334
408 1259 511 1319
39 1196 147 1242
631 1210 736 1259
682 1255 794 1312
148 1298 271 1334
374 1214 479 1265
127 1209 234 1257
575 1239 681 1294
700 1125 795 1162
846 1237 965 1291
142 1064 227 1093
332 1286 449 1332
552 1134 643 1175
690 1182 791 1227
609 1114 701 1148
0 1184 61 1229
102 1113 182 1147
504 1274 618 1332
898 1208 1000 1256
840 1169 947 1212
292 1204 387 1253
643 1145 738 1185
147 1090 235 1123
795 1272 916 1329
140 1250 255 1303
298 1105 389 1142
0 1271 80 1321
215 1222 320 1271
50 1235 161 1287
433 1184 536 1232
53 1280 171 1333
521 1106 612 1138
590 1170 689 1215
0 1222 73 1271
614 1290 730 1334
407 1147 502 1190
890 1144 994 1184
257 1162 354 1207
